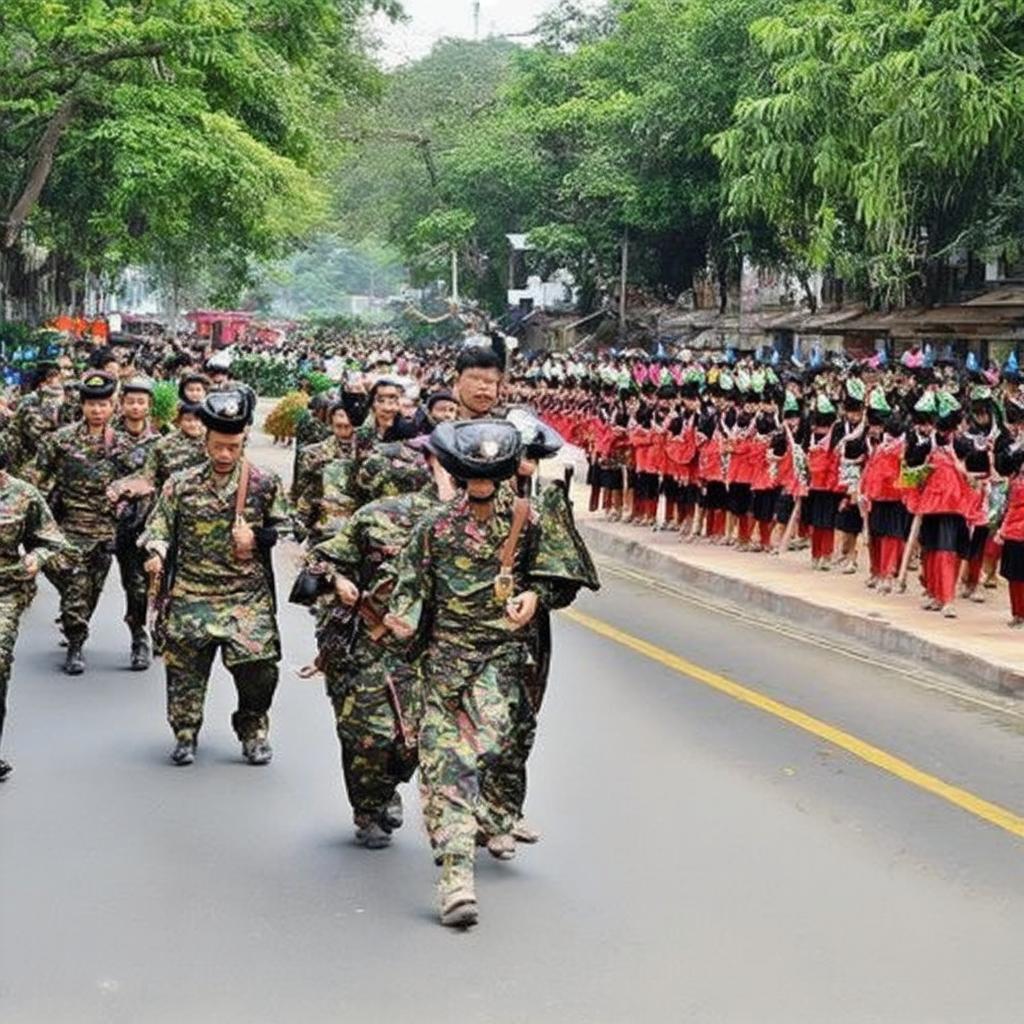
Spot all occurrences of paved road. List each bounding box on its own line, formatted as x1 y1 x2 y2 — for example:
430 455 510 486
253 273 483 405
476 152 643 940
2 435 1024 1023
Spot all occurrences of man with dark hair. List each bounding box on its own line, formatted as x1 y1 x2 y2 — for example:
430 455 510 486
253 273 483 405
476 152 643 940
142 389 290 766
294 400 358 546
453 346 504 420
4 362 65 476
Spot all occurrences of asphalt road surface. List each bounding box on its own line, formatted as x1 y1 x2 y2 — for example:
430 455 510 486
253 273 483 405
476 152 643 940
3 441 1024 1023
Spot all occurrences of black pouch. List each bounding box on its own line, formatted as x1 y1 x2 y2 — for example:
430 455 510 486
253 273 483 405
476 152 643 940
289 566 333 606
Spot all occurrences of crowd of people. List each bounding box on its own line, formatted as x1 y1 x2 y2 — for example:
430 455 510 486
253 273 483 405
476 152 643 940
0 328 598 929
519 349 1024 625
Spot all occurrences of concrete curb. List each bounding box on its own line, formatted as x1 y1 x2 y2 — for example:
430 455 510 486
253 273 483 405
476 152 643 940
580 521 1024 699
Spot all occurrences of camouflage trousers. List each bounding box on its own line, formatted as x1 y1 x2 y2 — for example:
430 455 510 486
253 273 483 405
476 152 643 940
0 583 33 745
43 537 113 644
162 592 281 741
418 647 528 859
323 634 421 828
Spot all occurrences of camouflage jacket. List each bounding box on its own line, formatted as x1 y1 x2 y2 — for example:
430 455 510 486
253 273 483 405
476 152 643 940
140 430 208 491
0 471 71 586
27 422 135 541
4 386 65 474
290 411 332 499
144 459 290 599
293 436 356 540
388 488 598 661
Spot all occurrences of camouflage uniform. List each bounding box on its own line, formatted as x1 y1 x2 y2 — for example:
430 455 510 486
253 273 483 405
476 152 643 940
143 461 290 742
293 436 357 545
112 423 161 639
388 489 597 859
0 473 71 746
3 385 65 476
290 410 331 501
28 422 133 645
311 486 439 829
139 429 207 492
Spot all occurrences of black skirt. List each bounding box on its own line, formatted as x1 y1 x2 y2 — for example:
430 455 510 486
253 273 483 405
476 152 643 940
660 475 680 499
751 488 780 523
702 480 728 510
835 503 864 535
679 483 700 507
727 482 752 516
774 492 796 526
867 500 908 539
919 513 970 557
805 489 841 529
599 466 624 491
636 471 660 500
1000 538 1024 582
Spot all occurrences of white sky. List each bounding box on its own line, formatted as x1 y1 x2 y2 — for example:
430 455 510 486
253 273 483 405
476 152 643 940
374 0 556 66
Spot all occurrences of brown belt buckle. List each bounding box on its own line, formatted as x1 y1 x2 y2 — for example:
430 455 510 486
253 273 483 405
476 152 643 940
493 570 514 602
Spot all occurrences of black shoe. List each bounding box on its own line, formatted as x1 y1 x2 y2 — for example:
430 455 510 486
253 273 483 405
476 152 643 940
64 643 85 675
241 737 273 766
170 736 196 766
130 633 151 671
0 759 12 782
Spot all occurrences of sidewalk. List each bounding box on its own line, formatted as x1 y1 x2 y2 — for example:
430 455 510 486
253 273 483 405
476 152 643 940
574 505 1024 698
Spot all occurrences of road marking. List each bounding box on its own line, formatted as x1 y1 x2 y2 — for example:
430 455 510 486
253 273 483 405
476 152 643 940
562 606 1024 841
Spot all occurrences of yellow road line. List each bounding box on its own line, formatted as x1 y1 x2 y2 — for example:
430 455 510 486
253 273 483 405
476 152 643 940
562 606 1024 841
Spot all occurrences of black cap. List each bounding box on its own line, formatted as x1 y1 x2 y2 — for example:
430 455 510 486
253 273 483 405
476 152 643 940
177 400 203 419
198 387 254 435
122 375 154 396
79 371 118 400
426 389 456 411
428 420 523 482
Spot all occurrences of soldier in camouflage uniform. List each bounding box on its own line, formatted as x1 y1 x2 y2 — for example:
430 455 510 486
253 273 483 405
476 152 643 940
306 441 449 847
107 377 161 670
293 401 358 546
142 389 290 767
0 454 72 780
3 363 66 477
386 420 597 927
290 394 333 502
27 371 134 675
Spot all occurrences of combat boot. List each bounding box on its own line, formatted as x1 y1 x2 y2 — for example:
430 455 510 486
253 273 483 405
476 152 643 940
383 790 403 830
512 819 542 844
64 642 85 675
438 855 477 928
170 732 196 766
130 630 151 671
0 759 12 782
241 736 273 766
354 821 392 849
486 834 516 860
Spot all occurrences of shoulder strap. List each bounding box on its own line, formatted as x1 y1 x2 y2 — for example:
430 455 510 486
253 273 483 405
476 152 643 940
235 460 251 518
499 497 531 573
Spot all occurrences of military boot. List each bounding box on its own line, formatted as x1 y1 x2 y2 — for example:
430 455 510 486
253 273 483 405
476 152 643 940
438 855 478 928
0 759 12 782
486 834 516 860
383 791 404 830
64 642 85 675
241 736 273 766
354 820 392 849
170 732 197 766
512 819 542 844
130 630 151 671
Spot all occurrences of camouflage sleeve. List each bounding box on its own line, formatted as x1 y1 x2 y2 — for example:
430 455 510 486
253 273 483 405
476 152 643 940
141 477 178 558
527 484 600 610
262 472 292 529
309 514 363 581
24 430 56 492
139 442 162 485
293 453 319 536
24 484 71 566
386 517 433 637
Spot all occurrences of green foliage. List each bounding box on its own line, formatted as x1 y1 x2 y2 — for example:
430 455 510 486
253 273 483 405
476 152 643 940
231 354 301 397
150 379 179 428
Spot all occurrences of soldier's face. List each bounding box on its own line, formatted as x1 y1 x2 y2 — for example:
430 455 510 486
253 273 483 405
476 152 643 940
183 382 206 403
331 409 353 440
466 478 497 501
430 399 457 423
372 386 401 426
122 393 151 422
82 398 114 428
178 413 203 438
456 367 501 416
206 430 245 474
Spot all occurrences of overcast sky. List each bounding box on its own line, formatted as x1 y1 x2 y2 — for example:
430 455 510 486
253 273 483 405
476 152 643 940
374 0 556 66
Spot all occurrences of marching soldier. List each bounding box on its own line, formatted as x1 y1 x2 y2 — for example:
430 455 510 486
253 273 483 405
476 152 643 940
0 452 72 780
142 389 290 766
3 362 66 476
293 400 358 546
386 420 597 927
27 371 131 675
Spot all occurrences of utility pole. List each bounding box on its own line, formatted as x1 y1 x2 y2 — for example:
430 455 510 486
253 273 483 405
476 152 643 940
619 228 629 337
451 247 460 305
472 0 480 40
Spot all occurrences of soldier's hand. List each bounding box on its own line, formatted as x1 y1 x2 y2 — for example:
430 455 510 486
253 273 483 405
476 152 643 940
144 554 163 578
384 613 414 640
334 576 359 606
506 590 539 629
22 553 39 578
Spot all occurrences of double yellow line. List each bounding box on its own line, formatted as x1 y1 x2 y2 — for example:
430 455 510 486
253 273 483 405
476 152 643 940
563 607 1024 841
